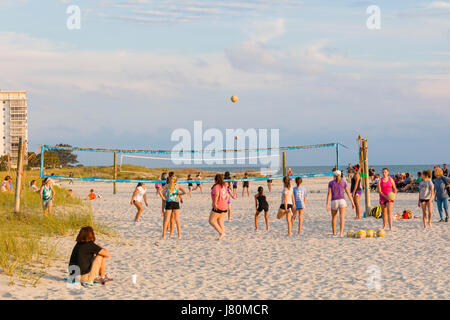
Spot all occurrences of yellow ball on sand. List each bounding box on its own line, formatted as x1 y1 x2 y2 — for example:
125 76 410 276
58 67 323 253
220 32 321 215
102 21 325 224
366 229 375 238
376 229 386 237
387 192 395 201
231 95 238 103
347 230 355 238
355 230 366 238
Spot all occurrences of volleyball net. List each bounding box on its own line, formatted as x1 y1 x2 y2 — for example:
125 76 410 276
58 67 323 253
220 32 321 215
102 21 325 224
39 142 351 184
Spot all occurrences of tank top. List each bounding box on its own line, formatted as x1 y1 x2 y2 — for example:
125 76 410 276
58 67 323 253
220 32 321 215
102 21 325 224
351 175 362 193
42 185 53 201
281 188 293 205
164 186 179 203
257 195 268 207
379 177 393 201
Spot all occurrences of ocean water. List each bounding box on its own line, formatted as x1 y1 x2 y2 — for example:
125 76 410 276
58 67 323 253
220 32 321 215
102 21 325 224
177 164 439 178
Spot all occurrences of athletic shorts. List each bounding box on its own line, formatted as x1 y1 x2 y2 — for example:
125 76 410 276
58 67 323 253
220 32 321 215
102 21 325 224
233 185 238 189
196 183 201 187
330 199 347 210
212 208 227 214
354 190 362 196
42 199 53 208
257 205 269 212
279 204 293 210
419 199 430 204
165 201 180 210
243 182 249 188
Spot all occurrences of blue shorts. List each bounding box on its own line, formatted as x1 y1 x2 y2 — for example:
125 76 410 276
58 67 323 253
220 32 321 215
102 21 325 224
295 201 305 209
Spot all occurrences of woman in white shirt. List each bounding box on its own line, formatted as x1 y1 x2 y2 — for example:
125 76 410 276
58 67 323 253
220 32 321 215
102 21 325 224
130 182 148 222
277 176 296 236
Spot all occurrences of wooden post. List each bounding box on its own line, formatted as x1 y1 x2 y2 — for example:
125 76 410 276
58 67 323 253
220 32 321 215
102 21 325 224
361 138 371 215
113 152 117 195
282 152 287 176
14 138 25 213
336 143 339 171
7 152 11 174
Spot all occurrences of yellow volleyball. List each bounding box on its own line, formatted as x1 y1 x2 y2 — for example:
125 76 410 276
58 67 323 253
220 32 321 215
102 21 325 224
355 230 366 238
387 192 395 201
347 230 355 238
231 95 238 103
376 229 386 237
366 229 375 238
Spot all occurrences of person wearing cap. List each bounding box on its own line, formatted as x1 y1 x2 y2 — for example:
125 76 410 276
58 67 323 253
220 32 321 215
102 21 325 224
326 170 355 236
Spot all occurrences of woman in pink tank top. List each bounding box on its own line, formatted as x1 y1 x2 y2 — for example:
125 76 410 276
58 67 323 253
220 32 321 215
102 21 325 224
377 168 397 230
209 173 229 241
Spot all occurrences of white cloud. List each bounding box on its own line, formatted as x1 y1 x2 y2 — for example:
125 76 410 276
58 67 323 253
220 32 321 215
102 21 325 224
429 1 450 9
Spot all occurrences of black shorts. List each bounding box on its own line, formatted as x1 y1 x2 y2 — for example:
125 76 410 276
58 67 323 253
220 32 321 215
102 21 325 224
165 202 180 210
279 204 293 210
419 199 430 204
243 181 249 188
257 205 269 212
233 185 238 189
267 180 272 183
212 208 227 214
196 183 201 187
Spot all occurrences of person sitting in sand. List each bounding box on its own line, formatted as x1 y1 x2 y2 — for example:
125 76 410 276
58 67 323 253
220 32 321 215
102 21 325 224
40 178 55 216
254 186 269 231
326 170 354 237
292 177 307 235
87 189 97 200
131 182 148 222
67 189 74 199
1 176 12 193
277 176 296 236
69 226 111 286
29 180 40 192
418 170 434 229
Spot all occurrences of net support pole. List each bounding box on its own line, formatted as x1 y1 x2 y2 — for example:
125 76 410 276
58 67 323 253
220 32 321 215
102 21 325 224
14 138 24 213
361 138 371 214
336 143 339 170
282 152 287 176
113 152 117 195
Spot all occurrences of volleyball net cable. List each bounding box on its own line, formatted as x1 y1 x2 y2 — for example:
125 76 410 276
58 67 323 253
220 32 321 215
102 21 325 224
39 142 352 184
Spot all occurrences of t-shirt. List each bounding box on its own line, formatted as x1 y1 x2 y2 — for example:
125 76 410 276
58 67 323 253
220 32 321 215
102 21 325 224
134 186 146 203
416 177 423 183
433 176 450 199
419 180 434 200
69 241 102 275
293 186 307 207
281 188 293 205
88 193 96 200
328 180 347 201
211 184 229 211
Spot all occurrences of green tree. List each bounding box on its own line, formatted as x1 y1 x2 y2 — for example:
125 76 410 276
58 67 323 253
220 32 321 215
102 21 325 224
54 144 78 167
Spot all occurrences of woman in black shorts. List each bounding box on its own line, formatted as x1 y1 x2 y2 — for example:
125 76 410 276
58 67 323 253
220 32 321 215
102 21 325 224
192 172 203 194
242 172 250 197
277 176 296 236
159 176 186 239
254 186 269 231
209 174 230 240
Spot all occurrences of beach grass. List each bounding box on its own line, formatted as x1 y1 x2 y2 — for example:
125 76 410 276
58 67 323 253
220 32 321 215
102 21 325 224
0 171 114 286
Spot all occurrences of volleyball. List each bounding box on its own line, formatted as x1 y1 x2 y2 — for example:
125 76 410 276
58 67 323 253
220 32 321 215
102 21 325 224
346 230 355 238
231 95 238 103
387 192 395 201
376 229 386 237
366 229 375 238
355 230 366 238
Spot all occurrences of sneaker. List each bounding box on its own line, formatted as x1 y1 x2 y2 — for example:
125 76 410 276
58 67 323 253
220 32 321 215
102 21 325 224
438 219 444 222
81 281 94 287
446 217 448 222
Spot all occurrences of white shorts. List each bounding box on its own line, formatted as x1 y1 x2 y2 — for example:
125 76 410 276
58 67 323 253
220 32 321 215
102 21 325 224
331 199 347 210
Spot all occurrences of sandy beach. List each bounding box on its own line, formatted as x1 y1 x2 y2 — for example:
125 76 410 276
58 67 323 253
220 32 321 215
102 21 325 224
0 177 448 300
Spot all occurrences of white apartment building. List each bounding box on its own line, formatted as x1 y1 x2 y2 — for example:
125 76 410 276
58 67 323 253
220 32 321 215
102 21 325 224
0 91 28 167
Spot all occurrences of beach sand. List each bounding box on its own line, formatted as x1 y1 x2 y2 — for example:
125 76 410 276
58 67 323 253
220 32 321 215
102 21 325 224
1 177 448 300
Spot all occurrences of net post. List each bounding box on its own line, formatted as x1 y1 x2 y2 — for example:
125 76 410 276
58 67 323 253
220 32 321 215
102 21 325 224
336 143 339 171
113 152 117 194
361 138 371 214
282 151 287 176
40 145 45 178
14 138 25 213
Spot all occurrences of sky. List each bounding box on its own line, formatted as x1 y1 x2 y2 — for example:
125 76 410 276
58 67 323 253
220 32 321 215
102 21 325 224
0 0 449 167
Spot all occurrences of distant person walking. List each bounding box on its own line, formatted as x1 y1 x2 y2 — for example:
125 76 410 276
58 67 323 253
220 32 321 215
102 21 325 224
433 167 450 222
419 170 435 228
242 172 250 197
350 165 362 219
